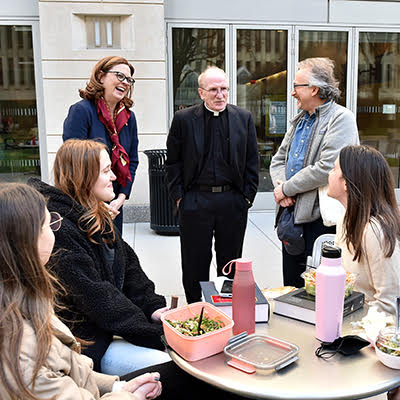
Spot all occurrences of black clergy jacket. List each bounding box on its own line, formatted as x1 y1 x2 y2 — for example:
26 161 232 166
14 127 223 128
166 103 259 204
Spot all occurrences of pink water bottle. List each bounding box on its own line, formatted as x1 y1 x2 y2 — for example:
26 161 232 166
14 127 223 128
315 244 346 343
232 258 255 335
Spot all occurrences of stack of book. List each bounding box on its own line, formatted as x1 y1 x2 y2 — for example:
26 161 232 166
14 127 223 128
273 288 364 324
200 281 270 322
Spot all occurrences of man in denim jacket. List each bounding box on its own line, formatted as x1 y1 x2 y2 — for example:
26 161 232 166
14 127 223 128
270 58 359 288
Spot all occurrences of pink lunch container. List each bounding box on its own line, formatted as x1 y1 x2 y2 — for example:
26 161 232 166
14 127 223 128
161 301 234 362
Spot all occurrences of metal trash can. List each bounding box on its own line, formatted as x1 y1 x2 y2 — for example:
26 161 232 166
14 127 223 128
144 149 179 235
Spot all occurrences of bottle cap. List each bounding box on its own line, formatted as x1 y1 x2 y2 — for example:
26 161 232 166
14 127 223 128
235 258 252 271
321 244 341 259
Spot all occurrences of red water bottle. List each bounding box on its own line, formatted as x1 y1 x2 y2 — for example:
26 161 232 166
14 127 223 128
232 258 255 335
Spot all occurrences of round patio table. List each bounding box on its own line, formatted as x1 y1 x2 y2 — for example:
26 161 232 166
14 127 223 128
167 307 400 399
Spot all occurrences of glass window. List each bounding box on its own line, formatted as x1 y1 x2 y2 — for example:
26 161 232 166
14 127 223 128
358 32 400 187
299 30 348 106
0 25 40 183
236 29 288 192
172 28 225 113
85 16 121 49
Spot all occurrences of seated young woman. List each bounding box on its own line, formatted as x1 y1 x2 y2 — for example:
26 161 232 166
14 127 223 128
28 139 171 377
0 182 162 399
328 144 400 315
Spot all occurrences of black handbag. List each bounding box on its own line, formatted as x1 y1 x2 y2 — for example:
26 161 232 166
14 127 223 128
276 206 305 256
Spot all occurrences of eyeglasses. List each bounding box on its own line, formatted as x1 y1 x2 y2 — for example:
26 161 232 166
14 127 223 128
200 87 229 96
293 83 311 90
107 70 135 86
48 212 63 232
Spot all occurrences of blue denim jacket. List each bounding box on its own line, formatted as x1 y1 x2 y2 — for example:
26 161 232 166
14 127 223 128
286 112 316 180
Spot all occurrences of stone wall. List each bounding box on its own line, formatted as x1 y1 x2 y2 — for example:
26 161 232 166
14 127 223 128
38 0 167 220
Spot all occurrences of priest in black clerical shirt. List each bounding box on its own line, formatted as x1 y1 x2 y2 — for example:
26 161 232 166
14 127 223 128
166 66 259 303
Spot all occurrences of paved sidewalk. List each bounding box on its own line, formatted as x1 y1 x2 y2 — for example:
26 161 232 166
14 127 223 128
123 210 282 306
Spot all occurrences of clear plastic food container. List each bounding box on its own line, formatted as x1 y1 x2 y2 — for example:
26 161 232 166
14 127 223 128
375 326 400 369
224 332 299 373
301 268 356 297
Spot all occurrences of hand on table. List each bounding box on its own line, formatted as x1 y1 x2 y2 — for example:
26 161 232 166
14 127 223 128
124 372 162 400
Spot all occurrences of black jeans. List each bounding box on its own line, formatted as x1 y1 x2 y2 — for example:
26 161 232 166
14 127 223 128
282 217 336 288
122 360 249 399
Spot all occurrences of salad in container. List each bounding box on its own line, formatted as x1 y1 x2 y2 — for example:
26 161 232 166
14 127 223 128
161 302 234 362
375 326 400 369
301 268 356 297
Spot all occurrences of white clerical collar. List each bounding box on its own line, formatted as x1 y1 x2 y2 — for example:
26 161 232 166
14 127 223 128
204 103 226 116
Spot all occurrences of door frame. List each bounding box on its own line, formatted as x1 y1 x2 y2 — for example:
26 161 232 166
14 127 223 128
231 24 293 210
294 25 355 115
0 19 48 181
166 22 395 209
166 22 230 129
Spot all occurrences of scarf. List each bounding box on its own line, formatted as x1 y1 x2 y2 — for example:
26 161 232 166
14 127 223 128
97 97 132 187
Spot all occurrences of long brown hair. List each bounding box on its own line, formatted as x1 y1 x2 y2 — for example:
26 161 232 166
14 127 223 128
340 145 400 261
54 139 115 243
79 56 135 108
0 183 58 400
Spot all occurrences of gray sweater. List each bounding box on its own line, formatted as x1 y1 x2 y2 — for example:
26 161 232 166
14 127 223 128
270 100 359 224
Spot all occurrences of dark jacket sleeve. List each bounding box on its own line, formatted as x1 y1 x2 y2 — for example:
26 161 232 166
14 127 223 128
62 101 91 141
165 113 185 202
243 113 259 203
118 112 139 198
53 223 164 348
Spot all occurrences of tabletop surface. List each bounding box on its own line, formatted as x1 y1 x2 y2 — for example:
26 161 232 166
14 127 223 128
167 307 400 400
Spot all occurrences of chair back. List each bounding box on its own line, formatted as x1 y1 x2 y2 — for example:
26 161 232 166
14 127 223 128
307 233 336 269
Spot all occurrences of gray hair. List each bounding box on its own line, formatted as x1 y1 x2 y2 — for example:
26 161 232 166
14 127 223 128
198 66 228 88
298 57 341 102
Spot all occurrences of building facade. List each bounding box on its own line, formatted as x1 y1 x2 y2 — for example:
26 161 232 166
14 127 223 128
1 0 400 219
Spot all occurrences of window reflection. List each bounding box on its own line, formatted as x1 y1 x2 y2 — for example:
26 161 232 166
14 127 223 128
358 32 400 187
299 30 348 106
172 28 225 113
0 25 40 182
237 29 288 192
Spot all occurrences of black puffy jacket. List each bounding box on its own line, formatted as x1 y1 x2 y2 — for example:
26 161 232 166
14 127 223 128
29 178 166 371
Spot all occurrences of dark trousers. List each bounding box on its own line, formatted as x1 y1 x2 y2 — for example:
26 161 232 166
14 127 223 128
122 360 247 399
114 206 123 234
178 190 249 303
112 180 124 234
282 217 336 288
